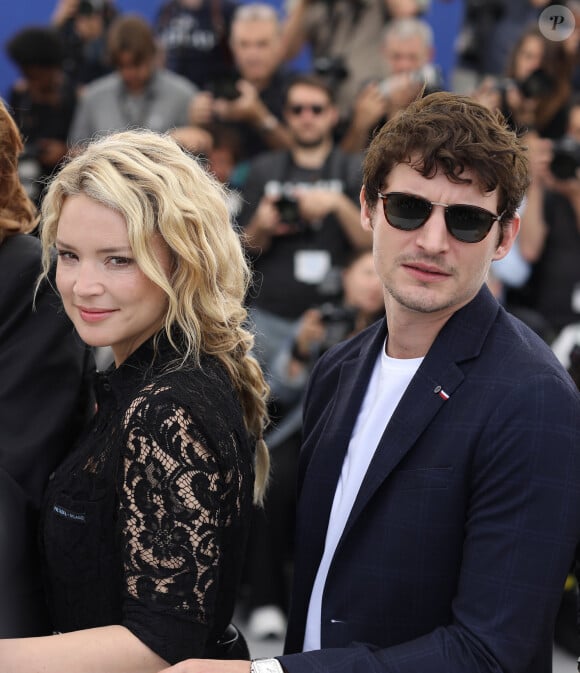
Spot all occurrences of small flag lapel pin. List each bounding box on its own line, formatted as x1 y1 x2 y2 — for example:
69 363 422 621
433 385 449 400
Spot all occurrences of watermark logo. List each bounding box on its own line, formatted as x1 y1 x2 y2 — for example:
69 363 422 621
539 4 575 41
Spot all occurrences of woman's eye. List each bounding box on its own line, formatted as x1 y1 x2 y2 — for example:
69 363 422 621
56 250 77 262
108 256 133 267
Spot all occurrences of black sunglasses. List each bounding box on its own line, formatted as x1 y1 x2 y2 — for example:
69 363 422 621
287 104 327 116
377 192 504 244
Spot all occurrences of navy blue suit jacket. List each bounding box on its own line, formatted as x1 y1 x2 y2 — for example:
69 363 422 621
280 286 580 673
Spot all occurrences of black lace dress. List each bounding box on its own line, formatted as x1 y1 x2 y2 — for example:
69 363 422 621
39 333 255 664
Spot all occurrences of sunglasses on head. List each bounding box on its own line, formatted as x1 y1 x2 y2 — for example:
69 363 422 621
287 103 327 116
377 192 504 244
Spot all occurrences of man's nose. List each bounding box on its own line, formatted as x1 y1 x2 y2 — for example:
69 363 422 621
415 204 450 253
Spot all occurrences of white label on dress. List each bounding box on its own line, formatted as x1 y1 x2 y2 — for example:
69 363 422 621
294 250 331 284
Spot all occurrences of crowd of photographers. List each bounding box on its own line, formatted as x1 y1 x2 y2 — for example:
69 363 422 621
3 0 580 651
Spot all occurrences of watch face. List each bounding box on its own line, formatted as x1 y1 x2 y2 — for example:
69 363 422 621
251 659 283 673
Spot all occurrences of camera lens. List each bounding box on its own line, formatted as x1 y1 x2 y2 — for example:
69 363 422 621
275 196 301 226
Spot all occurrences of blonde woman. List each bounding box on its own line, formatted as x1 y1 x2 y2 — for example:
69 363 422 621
0 129 269 671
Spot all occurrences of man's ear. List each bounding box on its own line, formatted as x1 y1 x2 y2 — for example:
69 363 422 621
493 211 521 261
360 185 374 232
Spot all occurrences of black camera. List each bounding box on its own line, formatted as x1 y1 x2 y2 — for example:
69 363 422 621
210 75 240 101
318 302 357 348
496 68 555 100
275 194 304 228
313 55 349 86
319 303 357 325
518 68 555 99
550 137 580 180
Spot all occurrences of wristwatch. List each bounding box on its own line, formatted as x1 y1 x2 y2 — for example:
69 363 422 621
250 658 285 673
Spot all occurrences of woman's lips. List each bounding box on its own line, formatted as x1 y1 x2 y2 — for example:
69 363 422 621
76 307 117 322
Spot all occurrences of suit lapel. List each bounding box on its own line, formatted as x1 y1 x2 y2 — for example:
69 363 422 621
288 320 387 637
298 320 388 550
338 286 501 543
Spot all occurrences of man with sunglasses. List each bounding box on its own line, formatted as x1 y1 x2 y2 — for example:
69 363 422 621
237 73 370 372
160 91 580 673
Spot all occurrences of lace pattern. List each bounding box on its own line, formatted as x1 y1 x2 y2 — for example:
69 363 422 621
120 387 244 620
41 338 255 660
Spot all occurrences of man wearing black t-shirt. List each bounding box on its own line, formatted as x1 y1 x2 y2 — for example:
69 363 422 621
154 0 238 91
188 3 293 161
237 73 371 370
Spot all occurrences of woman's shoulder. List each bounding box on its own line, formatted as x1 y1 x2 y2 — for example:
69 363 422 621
125 354 239 424
118 356 250 466
0 235 43 312
0 234 41 275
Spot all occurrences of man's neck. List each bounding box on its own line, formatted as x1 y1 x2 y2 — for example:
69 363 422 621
123 73 155 97
291 138 333 169
384 303 458 359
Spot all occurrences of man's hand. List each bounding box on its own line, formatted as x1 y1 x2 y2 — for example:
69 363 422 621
242 195 298 253
351 82 387 130
295 188 341 222
189 92 215 126
213 80 264 125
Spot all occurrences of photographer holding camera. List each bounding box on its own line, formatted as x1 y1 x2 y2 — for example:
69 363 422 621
238 74 370 372
279 0 428 124
452 0 550 93
187 3 292 162
513 96 580 337
473 24 572 139
340 17 441 154
50 0 117 90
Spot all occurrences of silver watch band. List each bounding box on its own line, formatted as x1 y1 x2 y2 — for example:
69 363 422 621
250 657 284 673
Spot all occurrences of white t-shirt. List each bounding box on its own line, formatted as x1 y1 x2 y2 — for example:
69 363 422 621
303 342 423 651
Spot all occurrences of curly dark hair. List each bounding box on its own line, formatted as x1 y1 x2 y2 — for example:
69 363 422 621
363 91 530 228
5 26 65 69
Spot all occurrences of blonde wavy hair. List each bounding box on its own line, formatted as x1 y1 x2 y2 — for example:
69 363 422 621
0 98 38 243
39 129 270 503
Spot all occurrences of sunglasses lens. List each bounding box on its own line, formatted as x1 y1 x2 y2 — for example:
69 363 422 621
385 193 431 231
446 206 495 243
289 104 326 115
